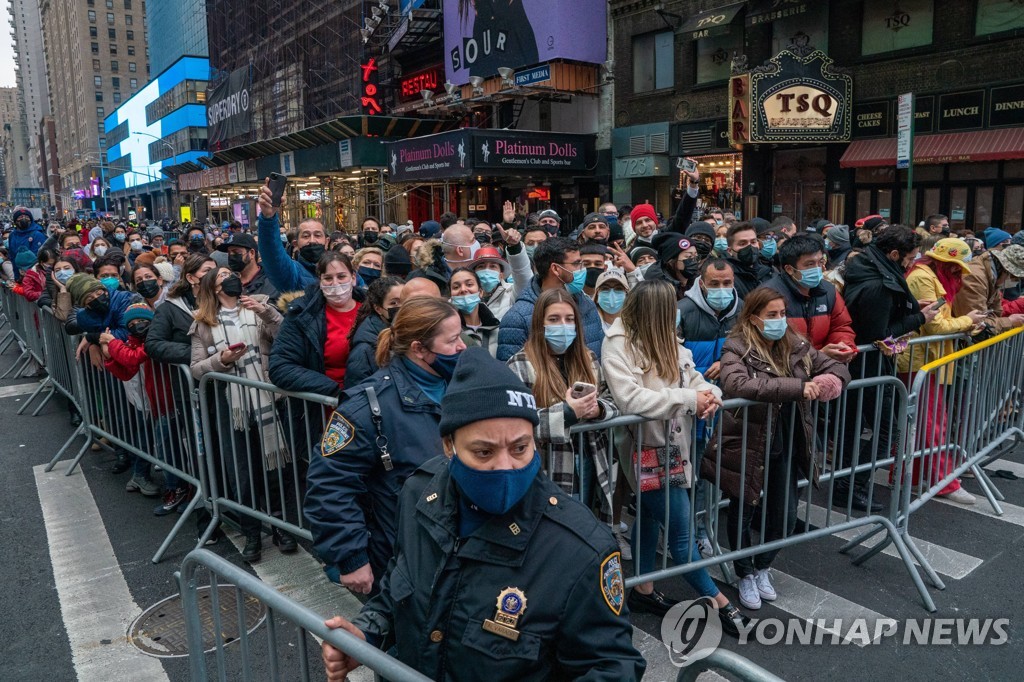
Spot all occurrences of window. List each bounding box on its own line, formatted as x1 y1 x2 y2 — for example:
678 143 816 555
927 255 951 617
94 75 102 87
976 0 1024 35
124 0 132 8
772 5 828 54
89 26 97 37
96 107 105 118
110 44 117 54
696 29 743 84
127 45 135 55
88 10 96 21
95 91 103 102
111 60 118 72
126 14 132 25
93 58 101 71
129 78 138 89
113 92 122 104
108 28 116 39
632 31 674 93
112 77 120 89
91 42 99 54
107 12 114 24
88 0 95 5
862 0 934 55
126 30 134 41
129 62 136 72
106 0 113 7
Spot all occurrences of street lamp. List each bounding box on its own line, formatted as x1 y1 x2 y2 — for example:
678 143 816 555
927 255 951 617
131 131 178 219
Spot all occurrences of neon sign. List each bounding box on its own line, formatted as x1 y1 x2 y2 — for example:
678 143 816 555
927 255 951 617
361 58 382 115
399 66 442 102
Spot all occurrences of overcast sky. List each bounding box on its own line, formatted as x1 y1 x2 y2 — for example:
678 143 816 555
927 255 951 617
0 1 17 88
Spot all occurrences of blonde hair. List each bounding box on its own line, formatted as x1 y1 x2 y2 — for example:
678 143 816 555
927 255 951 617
193 267 230 327
619 280 680 383
524 289 596 407
375 296 459 367
353 247 385 270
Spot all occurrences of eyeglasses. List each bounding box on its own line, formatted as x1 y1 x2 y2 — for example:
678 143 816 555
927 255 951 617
557 260 584 272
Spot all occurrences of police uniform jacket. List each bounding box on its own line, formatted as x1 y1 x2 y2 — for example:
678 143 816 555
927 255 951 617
352 456 646 682
304 358 443 579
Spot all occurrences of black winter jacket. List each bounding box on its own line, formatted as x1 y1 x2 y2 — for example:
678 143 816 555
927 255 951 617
351 456 646 682
345 314 388 389
268 283 338 398
843 245 925 346
145 297 195 365
725 255 773 300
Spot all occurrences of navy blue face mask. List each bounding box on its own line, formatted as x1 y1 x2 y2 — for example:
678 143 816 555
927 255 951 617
449 451 541 516
429 350 461 381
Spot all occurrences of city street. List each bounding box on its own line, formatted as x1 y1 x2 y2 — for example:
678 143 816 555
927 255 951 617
1 332 1020 681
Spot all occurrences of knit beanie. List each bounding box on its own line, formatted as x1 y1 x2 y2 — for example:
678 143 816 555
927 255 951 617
439 347 541 437
153 261 175 283
66 273 105 306
751 217 771 236
652 232 692 263
984 228 1012 250
134 250 158 268
825 224 851 249
123 302 155 324
684 221 716 242
630 204 658 227
14 248 36 272
1011 230 1024 247
383 243 413 278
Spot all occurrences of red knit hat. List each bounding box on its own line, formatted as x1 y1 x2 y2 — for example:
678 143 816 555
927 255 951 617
630 204 658 226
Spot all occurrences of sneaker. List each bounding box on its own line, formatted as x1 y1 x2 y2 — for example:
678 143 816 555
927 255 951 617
126 475 160 497
614 532 633 561
616 521 631 538
755 568 777 602
697 537 714 559
737 574 762 610
153 487 189 516
939 488 976 505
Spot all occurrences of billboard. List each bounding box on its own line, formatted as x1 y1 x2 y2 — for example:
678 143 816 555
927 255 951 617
443 0 607 86
207 66 252 146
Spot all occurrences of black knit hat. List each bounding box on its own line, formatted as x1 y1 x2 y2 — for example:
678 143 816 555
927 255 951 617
652 232 692 264
684 221 716 241
439 347 540 437
383 243 412 278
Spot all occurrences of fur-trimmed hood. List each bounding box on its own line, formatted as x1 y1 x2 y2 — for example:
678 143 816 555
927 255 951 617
414 238 444 270
275 288 307 313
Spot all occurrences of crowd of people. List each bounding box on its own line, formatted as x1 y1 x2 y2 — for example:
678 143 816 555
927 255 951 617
6 167 1024 677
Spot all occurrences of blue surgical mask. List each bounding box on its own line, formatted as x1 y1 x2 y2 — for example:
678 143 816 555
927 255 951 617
796 266 823 288
544 323 576 354
451 293 480 314
449 450 541 516
429 349 461 381
760 317 788 341
475 269 501 293
358 266 381 285
714 237 728 253
100 276 120 292
524 245 537 259
564 267 586 295
596 289 626 314
760 240 777 258
824 238 833 250
55 269 74 285
704 286 734 312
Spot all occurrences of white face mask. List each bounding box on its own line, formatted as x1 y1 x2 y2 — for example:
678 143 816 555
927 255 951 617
321 282 353 305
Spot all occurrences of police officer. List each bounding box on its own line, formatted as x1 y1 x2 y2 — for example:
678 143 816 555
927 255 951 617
321 348 646 681
304 297 466 595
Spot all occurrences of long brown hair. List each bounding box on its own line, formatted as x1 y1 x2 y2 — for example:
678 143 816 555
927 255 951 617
193 267 230 327
730 286 808 376
375 296 459 367
524 289 596 407
168 254 215 299
619 279 680 383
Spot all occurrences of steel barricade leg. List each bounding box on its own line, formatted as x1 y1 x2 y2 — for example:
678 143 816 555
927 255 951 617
30 379 58 416
44 423 91 473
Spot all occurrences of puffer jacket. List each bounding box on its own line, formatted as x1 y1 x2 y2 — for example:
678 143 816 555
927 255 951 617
145 296 195 365
497 276 604 361
761 273 855 351
256 213 317 291
345 314 388 389
66 288 139 343
677 278 741 375
602 317 721 490
9 216 46 279
703 336 850 503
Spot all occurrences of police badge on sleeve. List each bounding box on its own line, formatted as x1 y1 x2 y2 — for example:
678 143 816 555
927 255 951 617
601 552 624 615
321 411 355 457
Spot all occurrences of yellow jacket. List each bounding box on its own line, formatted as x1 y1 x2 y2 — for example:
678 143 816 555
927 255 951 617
897 264 974 381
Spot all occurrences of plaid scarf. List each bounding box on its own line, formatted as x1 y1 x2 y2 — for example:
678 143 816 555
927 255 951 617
211 306 290 469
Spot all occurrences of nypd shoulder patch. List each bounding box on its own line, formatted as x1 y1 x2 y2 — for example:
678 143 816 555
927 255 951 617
321 411 355 457
600 552 624 615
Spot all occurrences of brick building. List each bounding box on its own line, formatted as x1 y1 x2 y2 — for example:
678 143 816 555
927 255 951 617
611 0 1024 231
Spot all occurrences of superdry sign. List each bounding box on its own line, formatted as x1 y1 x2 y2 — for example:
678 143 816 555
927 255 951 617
207 66 252 146
736 46 852 144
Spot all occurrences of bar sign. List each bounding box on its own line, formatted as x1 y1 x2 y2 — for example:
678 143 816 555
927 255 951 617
897 92 913 170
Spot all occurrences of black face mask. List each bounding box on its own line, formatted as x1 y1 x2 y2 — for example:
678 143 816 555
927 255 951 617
299 243 326 264
227 253 248 273
129 321 150 338
736 245 757 265
585 266 604 289
87 292 110 315
693 240 712 259
189 235 205 246
682 260 701 280
475 233 491 245
361 231 379 245
220 275 243 298
136 279 161 299
16 218 30 230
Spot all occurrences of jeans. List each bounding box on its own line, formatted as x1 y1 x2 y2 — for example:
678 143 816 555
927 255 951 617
726 446 799 578
633 484 719 599
152 414 182 491
693 437 709 541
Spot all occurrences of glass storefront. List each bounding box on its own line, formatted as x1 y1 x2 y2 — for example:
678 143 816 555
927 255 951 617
685 152 743 217
771 148 827 227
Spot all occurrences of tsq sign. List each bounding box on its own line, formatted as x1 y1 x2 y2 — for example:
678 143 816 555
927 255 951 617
207 66 252 146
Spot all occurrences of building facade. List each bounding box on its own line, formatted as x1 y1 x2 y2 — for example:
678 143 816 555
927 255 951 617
612 0 1024 232
146 0 208 76
0 86 37 202
40 0 150 216
10 0 51 200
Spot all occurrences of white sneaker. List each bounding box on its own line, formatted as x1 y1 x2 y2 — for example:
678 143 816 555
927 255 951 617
697 538 714 559
738 574 761 610
941 488 976 505
755 568 777 601
614 532 633 561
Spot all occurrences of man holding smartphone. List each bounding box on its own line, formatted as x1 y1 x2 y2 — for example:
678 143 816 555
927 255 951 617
256 176 328 291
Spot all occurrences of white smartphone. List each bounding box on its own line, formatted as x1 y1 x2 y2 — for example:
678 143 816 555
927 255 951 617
570 382 597 399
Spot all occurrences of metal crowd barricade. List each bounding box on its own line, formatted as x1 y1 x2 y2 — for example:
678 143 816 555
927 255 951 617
197 372 337 545
569 376 939 612
44 336 212 564
675 649 786 682
178 549 431 682
0 286 42 379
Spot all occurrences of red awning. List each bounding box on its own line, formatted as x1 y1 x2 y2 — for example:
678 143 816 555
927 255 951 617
840 128 1024 168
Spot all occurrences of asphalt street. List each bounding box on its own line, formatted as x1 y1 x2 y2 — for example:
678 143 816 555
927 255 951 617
1 334 1022 681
